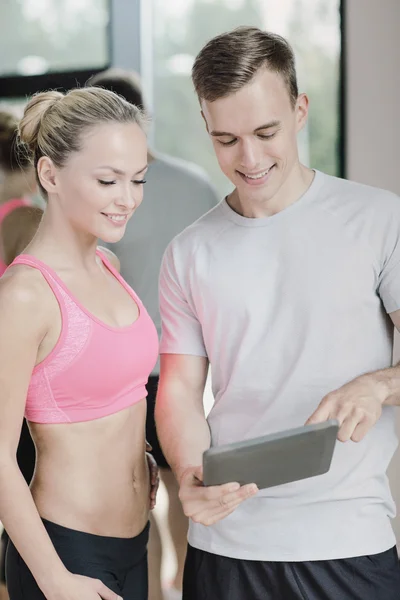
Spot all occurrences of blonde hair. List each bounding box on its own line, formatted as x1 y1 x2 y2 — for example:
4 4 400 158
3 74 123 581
18 87 147 196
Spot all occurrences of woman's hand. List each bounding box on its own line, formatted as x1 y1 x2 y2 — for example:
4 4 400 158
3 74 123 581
146 441 160 509
42 572 122 600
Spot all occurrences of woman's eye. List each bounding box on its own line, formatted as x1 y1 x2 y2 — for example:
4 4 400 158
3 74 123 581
98 180 116 186
133 179 147 185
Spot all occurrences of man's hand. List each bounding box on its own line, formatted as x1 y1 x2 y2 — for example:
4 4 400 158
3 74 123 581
178 465 258 526
305 376 387 442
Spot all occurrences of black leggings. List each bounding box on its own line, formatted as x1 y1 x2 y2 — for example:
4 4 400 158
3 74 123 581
183 544 400 600
6 519 149 600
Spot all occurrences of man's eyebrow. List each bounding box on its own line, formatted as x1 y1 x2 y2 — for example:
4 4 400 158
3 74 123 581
210 120 281 137
254 120 281 132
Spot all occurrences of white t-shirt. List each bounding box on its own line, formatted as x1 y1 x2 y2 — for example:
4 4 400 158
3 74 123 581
159 170 400 561
106 153 218 375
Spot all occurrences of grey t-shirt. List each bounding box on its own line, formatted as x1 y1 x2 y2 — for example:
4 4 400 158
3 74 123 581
159 170 400 561
107 153 218 374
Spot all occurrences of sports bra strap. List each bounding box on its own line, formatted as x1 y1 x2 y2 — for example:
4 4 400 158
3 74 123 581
95 248 142 305
10 255 68 316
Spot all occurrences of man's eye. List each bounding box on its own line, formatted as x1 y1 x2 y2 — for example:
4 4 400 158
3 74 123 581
218 139 237 146
258 133 277 140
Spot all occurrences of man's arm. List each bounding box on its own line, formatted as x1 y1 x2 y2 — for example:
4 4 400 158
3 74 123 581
306 309 400 441
376 309 400 406
155 353 258 526
155 353 211 482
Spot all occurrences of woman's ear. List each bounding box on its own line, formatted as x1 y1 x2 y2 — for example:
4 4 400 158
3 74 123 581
37 156 58 196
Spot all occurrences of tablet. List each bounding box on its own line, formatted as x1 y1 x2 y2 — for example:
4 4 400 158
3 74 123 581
202 419 339 490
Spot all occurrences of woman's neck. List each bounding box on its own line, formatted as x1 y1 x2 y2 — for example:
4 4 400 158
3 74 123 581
28 207 99 273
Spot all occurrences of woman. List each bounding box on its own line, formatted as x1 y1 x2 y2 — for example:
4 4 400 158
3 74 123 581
0 87 159 600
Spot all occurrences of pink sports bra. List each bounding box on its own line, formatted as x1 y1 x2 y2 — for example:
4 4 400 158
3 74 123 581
9 250 159 424
0 198 30 276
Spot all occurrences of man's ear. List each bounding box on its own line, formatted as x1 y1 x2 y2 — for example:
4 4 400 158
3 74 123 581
295 93 309 133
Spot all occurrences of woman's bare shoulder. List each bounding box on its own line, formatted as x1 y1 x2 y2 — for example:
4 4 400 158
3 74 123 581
0 266 54 334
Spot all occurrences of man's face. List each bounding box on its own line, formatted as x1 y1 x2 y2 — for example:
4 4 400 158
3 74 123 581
201 68 308 205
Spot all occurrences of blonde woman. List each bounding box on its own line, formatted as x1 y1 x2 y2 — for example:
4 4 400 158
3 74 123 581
0 88 159 600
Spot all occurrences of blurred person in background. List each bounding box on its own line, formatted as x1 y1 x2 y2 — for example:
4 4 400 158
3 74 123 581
89 68 218 600
0 110 38 275
0 110 43 600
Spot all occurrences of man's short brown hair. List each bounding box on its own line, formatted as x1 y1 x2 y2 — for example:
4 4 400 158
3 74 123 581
192 26 298 107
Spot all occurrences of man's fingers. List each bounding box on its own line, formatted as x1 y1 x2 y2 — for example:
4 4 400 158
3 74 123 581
192 483 258 518
338 410 365 442
351 418 371 443
195 503 242 526
305 401 331 426
193 484 258 525
202 481 241 500
214 484 257 512
215 483 258 507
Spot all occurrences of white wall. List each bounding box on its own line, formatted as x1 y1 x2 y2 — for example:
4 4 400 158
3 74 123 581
345 0 400 541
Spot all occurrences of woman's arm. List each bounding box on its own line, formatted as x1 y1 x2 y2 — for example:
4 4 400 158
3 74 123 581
0 270 120 600
0 269 69 590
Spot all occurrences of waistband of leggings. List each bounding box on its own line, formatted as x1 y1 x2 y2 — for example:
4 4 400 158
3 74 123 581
41 517 149 560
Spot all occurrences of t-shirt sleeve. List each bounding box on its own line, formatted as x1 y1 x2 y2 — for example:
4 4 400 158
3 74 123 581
159 243 207 357
377 201 400 313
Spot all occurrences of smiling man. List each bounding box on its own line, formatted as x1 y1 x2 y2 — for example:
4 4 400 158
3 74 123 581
155 26 400 600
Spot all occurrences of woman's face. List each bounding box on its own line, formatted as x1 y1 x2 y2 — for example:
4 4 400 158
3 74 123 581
41 121 148 243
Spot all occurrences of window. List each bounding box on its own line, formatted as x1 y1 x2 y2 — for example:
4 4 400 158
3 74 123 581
150 0 343 197
0 0 109 77
0 0 111 99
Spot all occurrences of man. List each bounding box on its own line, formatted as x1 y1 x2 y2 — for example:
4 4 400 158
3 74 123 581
156 26 400 599
89 69 218 600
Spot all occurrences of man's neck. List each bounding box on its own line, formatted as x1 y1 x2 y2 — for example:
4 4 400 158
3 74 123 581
227 163 315 219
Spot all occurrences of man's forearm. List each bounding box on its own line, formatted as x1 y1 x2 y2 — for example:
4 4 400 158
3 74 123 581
364 362 400 406
155 395 211 483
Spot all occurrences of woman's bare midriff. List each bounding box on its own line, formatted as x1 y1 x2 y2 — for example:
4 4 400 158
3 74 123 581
29 399 149 538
